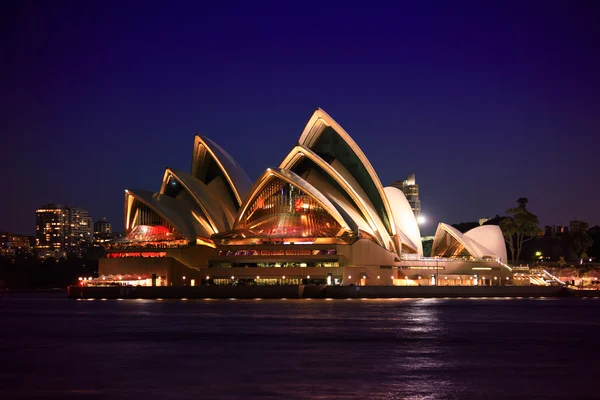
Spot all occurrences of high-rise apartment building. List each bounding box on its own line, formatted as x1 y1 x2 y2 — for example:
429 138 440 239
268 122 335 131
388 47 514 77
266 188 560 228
35 204 93 258
391 173 421 219
68 207 93 256
35 204 69 259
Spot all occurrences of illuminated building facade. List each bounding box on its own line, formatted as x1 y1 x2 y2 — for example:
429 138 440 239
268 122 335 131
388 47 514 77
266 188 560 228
36 204 69 259
391 174 421 219
98 109 511 286
35 204 93 258
68 207 93 256
93 217 113 244
0 232 33 262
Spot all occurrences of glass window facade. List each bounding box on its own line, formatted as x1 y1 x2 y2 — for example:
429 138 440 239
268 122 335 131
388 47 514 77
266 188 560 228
239 177 342 238
431 230 472 259
127 201 185 242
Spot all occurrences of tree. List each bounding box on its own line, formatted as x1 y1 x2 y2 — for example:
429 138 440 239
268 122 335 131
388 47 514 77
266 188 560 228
588 225 600 259
482 214 508 226
422 239 433 257
571 221 593 262
451 221 480 233
500 198 542 265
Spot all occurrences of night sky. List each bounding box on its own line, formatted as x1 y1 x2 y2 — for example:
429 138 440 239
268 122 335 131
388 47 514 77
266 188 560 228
2 1 599 236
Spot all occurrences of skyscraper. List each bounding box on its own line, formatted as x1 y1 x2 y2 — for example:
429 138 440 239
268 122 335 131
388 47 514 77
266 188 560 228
68 207 93 256
391 173 421 219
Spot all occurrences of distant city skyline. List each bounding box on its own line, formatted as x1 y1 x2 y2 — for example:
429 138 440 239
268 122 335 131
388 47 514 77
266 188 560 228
2 2 599 235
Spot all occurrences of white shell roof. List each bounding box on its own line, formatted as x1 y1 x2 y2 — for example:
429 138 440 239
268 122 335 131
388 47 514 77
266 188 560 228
383 186 423 255
160 168 231 233
191 135 252 207
463 225 508 263
433 223 504 260
296 108 396 237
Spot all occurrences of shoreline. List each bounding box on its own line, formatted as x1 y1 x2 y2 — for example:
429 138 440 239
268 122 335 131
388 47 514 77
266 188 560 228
66 285 600 300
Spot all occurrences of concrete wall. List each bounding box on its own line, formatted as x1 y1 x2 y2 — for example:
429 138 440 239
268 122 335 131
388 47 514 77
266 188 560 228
336 239 397 267
165 245 216 269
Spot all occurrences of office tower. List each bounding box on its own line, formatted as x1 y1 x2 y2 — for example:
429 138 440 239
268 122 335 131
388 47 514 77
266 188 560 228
391 173 421 218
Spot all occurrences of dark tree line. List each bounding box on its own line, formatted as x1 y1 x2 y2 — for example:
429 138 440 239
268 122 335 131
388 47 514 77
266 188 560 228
0 247 104 289
450 198 598 265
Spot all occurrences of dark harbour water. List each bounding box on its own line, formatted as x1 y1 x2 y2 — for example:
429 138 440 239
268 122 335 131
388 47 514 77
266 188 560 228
1 294 600 400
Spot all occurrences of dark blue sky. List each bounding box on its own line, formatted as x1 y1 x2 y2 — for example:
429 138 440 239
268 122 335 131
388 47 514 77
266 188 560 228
2 1 599 236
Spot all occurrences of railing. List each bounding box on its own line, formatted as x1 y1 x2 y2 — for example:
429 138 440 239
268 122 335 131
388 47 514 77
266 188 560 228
497 261 513 272
104 242 191 250
542 269 566 285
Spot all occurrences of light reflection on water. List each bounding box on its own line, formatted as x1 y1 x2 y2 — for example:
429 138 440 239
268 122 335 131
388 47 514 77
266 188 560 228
1 294 599 399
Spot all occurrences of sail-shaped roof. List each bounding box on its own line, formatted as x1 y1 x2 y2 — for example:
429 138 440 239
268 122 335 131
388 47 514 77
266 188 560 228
236 168 351 235
280 145 393 250
191 135 252 208
159 168 231 234
431 223 505 260
124 189 196 242
297 109 396 238
383 186 423 255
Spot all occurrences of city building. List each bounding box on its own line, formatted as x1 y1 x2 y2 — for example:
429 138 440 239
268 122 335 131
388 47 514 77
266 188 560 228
569 220 588 233
391 174 421 219
0 232 33 262
35 204 69 259
35 204 92 258
95 109 510 287
68 207 93 256
544 225 570 236
93 217 113 244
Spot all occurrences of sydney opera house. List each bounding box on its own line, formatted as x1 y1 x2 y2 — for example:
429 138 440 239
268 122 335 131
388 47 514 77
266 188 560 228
98 109 511 287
